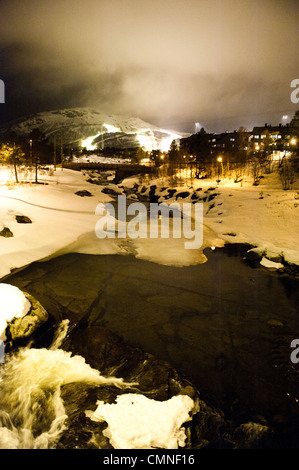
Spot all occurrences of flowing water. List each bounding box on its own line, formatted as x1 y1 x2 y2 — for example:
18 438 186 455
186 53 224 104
1 244 299 448
0 320 127 449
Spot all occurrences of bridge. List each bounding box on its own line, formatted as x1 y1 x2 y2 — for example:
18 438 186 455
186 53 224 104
62 162 156 183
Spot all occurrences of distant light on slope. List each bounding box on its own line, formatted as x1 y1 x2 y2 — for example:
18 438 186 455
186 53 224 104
137 129 157 151
159 130 181 153
81 132 101 150
81 124 121 150
103 123 120 133
137 128 181 152
81 123 182 152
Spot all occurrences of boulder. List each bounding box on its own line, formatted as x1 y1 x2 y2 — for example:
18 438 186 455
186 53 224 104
163 188 177 200
149 185 159 203
101 186 122 196
8 292 49 341
175 191 190 199
15 215 32 224
0 227 13 238
75 190 93 197
245 249 262 267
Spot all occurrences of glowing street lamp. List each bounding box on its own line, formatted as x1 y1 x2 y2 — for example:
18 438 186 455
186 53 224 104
217 156 223 181
290 138 297 146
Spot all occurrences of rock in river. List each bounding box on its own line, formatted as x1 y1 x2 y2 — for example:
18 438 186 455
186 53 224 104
8 292 49 341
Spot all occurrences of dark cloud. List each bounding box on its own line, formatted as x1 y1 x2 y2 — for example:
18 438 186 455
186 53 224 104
0 0 298 132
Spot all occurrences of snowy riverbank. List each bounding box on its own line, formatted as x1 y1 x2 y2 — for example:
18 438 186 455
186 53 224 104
118 168 299 268
0 165 299 280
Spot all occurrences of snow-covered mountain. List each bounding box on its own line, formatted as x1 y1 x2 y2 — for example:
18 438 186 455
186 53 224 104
0 107 188 152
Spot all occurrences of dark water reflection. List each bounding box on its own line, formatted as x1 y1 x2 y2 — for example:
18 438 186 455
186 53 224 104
5 244 299 447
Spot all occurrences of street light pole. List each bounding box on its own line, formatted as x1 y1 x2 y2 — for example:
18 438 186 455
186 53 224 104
217 156 222 182
60 135 64 170
53 134 57 170
29 139 33 166
35 143 38 183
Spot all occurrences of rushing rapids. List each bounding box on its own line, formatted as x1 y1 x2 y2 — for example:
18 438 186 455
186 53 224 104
0 317 197 450
0 321 127 449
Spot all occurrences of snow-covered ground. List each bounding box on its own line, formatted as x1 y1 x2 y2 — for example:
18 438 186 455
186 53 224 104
200 172 299 267
86 393 195 449
192 171 299 267
118 167 299 268
0 166 222 279
0 163 298 280
0 167 114 279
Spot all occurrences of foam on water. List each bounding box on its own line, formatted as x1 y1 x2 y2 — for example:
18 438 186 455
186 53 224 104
0 322 126 449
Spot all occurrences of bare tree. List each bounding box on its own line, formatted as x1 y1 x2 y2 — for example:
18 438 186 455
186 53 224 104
0 142 26 183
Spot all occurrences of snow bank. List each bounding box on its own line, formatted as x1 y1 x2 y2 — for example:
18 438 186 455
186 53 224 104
119 170 299 268
0 168 112 279
260 257 284 270
86 393 195 449
0 283 31 341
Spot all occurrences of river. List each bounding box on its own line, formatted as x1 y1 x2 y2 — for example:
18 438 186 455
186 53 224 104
1 242 299 448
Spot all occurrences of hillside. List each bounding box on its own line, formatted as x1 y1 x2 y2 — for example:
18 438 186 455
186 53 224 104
0 107 188 152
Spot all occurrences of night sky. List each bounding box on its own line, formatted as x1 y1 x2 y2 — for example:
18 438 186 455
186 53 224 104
0 0 298 132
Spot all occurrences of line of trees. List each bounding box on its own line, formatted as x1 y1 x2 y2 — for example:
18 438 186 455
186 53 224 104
0 129 52 184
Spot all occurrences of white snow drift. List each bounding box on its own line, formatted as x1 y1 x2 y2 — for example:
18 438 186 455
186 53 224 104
86 393 195 449
0 283 31 341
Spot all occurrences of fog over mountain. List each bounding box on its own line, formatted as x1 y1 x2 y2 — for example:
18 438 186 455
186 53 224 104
0 0 298 133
